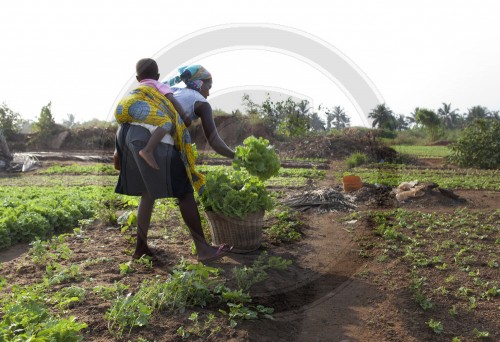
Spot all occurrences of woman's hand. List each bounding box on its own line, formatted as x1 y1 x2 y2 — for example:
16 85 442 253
113 150 121 171
181 114 192 127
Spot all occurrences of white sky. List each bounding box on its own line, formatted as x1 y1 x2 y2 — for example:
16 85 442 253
1 0 499 127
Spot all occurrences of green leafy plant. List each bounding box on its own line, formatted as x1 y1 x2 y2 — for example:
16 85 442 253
473 328 490 338
481 285 500 300
223 303 273 328
176 312 221 339
117 211 137 233
218 288 252 304
50 286 87 310
105 292 153 337
93 283 130 300
427 319 444 334
119 262 134 275
0 185 128 251
105 261 220 336
266 208 303 243
0 284 87 341
44 263 82 286
201 169 273 218
232 252 292 291
0 277 7 291
30 235 73 266
233 136 281 180
134 255 153 268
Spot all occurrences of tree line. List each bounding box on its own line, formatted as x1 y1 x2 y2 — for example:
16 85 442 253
238 95 499 139
0 102 115 140
238 94 351 137
1 98 499 142
369 103 499 132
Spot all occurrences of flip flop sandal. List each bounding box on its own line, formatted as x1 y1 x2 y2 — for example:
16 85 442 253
198 244 233 263
132 249 159 262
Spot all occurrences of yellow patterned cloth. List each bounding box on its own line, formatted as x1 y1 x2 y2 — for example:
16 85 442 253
115 85 205 195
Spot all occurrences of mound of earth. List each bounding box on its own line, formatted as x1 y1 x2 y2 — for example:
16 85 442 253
275 134 398 161
188 115 275 149
63 127 116 150
6 118 404 165
8 126 117 152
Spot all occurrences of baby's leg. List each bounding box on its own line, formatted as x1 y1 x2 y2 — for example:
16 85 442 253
139 127 167 170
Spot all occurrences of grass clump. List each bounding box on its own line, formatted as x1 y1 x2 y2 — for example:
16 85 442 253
345 152 368 169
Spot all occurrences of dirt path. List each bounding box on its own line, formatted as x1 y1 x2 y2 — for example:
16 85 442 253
255 213 376 342
0 243 30 263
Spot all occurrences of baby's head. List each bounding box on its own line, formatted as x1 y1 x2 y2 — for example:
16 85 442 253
136 58 159 81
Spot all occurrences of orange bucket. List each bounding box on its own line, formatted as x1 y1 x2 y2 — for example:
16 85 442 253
342 175 362 192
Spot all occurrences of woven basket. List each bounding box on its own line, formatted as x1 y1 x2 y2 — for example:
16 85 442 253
205 210 265 253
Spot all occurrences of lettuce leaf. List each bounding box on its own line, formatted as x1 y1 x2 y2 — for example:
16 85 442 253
233 136 281 181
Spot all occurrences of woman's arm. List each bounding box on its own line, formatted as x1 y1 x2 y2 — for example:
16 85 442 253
195 102 235 159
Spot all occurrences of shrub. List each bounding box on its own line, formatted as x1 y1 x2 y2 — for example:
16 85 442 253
345 152 368 169
373 128 397 139
447 119 500 169
0 103 21 138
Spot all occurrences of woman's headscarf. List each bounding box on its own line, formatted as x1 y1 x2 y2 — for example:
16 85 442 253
167 65 211 91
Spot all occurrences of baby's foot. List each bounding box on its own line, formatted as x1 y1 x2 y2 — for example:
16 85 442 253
139 149 160 170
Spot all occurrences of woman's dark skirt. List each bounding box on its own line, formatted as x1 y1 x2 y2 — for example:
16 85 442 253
114 124 193 199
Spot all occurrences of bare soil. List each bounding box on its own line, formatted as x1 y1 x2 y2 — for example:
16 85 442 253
1 155 499 341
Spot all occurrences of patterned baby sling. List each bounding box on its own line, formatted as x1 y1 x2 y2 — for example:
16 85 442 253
115 85 205 195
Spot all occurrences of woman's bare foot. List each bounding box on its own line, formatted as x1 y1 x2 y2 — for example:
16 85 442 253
197 243 233 262
132 246 159 262
139 149 160 170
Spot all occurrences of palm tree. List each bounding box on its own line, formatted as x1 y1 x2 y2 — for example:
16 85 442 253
295 99 313 132
406 107 420 128
369 103 396 130
309 112 325 131
490 110 500 120
328 106 350 129
466 106 490 123
395 114 409 130
296 100 311 117
437 103 459 129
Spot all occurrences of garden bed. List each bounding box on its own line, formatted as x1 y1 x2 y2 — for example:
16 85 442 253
0 152 499 341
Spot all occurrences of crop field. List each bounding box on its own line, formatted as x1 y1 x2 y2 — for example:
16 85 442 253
347 164 500 190
0 153 499 341
392 145 451 158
